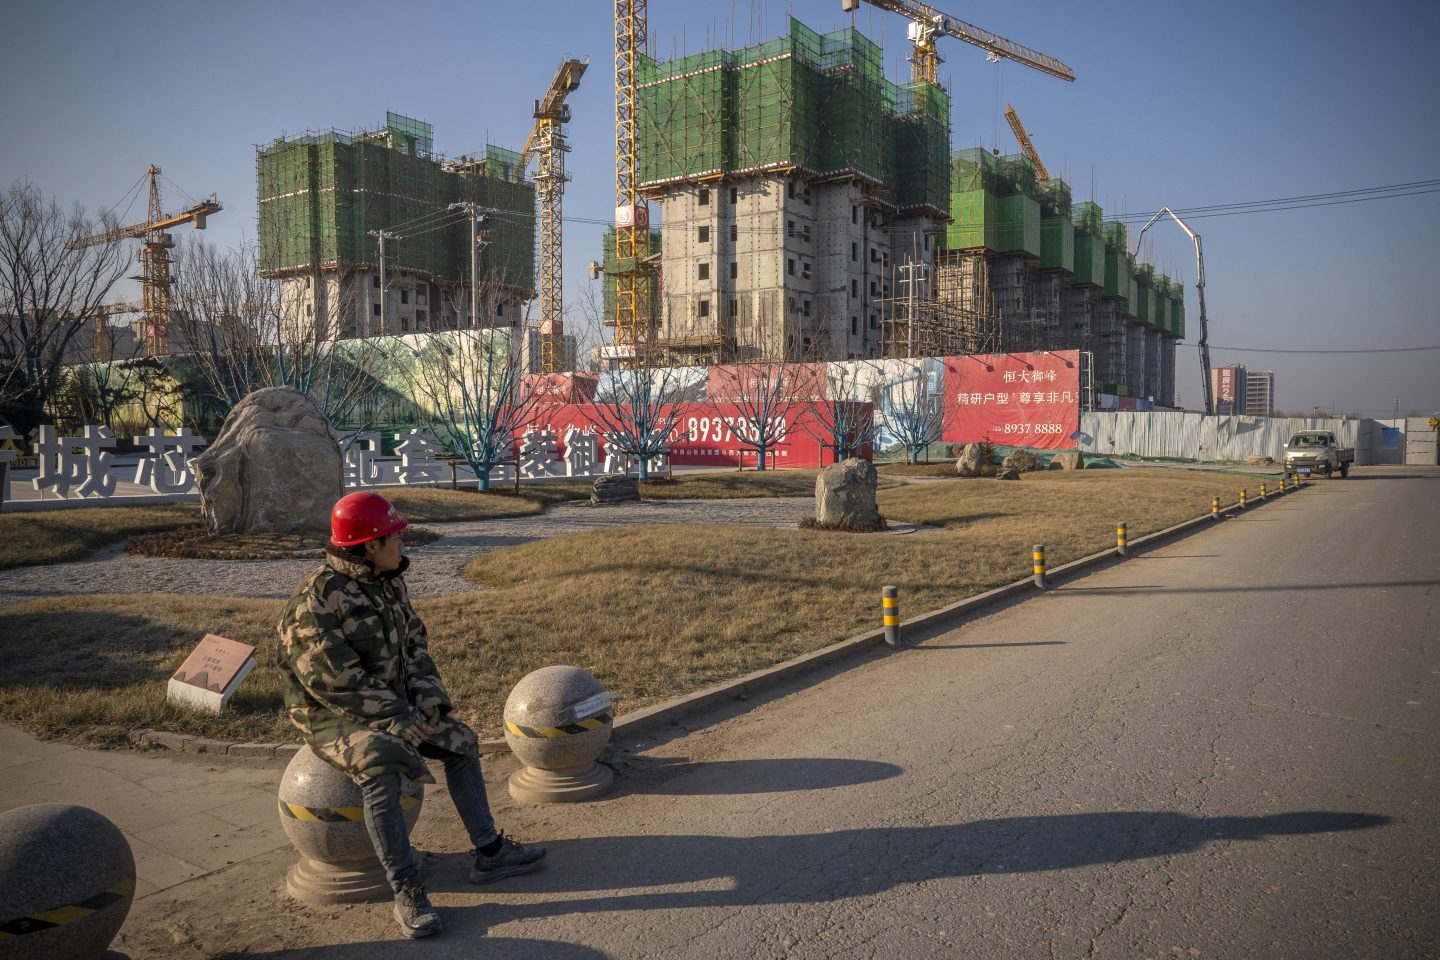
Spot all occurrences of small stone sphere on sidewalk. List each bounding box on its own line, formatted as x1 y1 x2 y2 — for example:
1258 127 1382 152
504 665 614 803
277 747 424 905
0 803 134 960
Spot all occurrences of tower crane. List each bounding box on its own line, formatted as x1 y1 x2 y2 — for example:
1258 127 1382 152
613 0 654 365
1003 103 1050 182
1133 207 1213 415
842 0 1075 85
72 165 221 357
519 57 588 374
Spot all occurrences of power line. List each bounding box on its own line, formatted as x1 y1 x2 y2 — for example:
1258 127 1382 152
1209 344 1440 354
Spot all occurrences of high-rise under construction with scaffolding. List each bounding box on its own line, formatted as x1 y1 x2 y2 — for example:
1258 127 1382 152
632 17 1184 405
256 113 534 340
634 18 949 364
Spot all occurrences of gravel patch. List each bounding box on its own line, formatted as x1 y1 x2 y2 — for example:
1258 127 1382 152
0 498 820 606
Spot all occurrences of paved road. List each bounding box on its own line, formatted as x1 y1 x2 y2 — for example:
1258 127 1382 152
104 466 1439 957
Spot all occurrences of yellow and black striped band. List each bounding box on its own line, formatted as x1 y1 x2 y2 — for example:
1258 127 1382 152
0 877 134 939
505 712 613 739
278 794 419 824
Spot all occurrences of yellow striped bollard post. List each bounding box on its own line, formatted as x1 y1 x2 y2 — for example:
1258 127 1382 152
1260 482 1268 500
1280 475 1287 493
1212 496 1220 521
1116 523 1129 557
1033 544 1047 589
882 586 900 647
1240 488 1248 509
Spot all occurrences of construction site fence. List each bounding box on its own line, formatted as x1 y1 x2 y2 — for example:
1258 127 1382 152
1079 411 1372 463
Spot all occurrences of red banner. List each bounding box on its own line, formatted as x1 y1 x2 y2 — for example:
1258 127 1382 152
528 401 865 469
942 351 1081 450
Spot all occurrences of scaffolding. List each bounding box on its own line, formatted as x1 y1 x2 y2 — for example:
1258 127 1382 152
636 17 949 212
257 116 534 296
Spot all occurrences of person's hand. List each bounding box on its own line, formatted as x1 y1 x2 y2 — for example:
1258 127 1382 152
396 717 437 746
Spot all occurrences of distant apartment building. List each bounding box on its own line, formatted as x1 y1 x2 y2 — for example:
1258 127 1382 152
1244 370 1275 416
257 113 534 342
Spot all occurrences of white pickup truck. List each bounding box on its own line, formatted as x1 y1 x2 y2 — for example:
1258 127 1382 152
1283 431 1355 478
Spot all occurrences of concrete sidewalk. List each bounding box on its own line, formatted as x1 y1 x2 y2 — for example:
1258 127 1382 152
0 726 287 900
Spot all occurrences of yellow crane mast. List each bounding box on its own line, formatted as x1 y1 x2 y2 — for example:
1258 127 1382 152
72 165 221 356
520 57 588 374
842 0 1075 85
613 0 654 366
1003 103 1050 182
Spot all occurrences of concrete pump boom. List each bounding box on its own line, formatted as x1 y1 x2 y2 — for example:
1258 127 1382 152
1133 207 1212 415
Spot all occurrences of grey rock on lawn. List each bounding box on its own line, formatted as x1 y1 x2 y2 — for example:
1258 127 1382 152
815 457 882 527
193 387 341 535
994 467 1021 480
956 442 983 477
1002 449 1043 473
592 475 640 504
1050 451 1084 471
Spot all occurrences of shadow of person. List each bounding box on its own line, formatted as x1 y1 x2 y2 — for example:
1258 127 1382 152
610 757 904 797
213 936 612 960
455 810 1389 921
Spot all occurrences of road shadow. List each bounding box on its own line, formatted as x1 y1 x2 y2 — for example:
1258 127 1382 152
607 756 903 797
424 810 1388 917
213 936 612 959
916 641 1066 650
1056 580 1438 596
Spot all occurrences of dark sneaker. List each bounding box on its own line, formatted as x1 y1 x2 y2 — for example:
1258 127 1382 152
469 833 546 884
393 881 442 939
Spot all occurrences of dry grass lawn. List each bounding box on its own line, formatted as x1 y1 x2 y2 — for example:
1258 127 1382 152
0 505 200 570
0 468 1253 744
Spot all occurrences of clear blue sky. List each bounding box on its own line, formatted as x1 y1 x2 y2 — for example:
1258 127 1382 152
3 0 1436 416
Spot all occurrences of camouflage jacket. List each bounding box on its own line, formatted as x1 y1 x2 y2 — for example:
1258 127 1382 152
276 549 477 784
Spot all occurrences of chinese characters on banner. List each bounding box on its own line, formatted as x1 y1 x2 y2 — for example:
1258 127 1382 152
942 351 1081 450
528 402 844 470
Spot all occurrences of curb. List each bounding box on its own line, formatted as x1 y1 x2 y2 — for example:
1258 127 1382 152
132 481 1308 760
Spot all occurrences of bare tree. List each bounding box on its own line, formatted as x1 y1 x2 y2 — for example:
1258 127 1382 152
589 364 686 480
169 240 388 437
399 328 539 491
798 347 876 464
0 182 129 434
877 359 945 464
707 347 824 471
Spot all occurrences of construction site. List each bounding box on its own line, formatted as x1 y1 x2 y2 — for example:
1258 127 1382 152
610 13 1185 405
255 113 537 341
233 3 1197 408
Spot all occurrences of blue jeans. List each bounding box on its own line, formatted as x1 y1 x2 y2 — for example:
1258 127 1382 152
360 744 499 891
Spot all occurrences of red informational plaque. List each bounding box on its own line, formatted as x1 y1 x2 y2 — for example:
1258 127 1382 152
168 634 256 713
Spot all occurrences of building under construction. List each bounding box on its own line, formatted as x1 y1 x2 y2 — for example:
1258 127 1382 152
626 17 1182 404
256 113 535 340
634 18 949 364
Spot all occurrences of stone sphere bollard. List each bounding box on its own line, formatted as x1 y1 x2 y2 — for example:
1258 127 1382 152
278 746 424 905
504 665 615 803
0 804 134 960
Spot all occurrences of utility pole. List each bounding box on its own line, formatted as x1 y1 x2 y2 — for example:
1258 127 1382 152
448 202 488 329
368 229 399 336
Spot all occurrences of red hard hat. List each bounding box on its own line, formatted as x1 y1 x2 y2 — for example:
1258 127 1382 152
330 492 408 548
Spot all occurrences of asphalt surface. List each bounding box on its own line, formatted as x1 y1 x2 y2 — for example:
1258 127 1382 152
119 466 1438 959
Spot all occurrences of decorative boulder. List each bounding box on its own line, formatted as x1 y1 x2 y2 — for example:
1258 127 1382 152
956 442 984 477
815 457 882 527
193 387 340 535
1051 451 1085 471
0 804 135 960
1002 449 1044 474
994 467 1021 480
592 475 640 505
